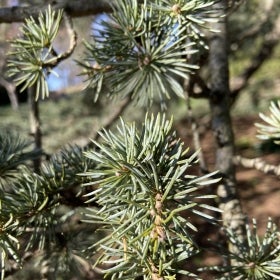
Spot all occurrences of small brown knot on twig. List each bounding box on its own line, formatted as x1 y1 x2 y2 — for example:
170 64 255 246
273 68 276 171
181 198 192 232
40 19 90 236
171 4 181 15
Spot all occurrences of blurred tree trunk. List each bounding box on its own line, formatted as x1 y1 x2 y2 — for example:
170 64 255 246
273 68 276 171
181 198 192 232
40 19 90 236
208 1 245 252
0 0 19 108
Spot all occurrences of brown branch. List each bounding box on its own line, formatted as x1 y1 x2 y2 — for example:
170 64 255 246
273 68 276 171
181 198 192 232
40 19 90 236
45 13 77 69
209 1 246 253
88 96 132 146
0 76 18 109
234 155 280 176
55 12 77 62
232 0 274 44
184 74 210 99
0 0 113 23
28 86 42 173
185 92 208 174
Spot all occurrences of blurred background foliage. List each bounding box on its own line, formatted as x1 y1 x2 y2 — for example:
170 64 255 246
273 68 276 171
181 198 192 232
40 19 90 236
0 0 279 139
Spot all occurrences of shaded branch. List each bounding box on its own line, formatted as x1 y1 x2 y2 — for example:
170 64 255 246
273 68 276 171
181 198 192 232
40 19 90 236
28 86 42 173
234 155 280 176
231 14 280 100
89 96 132 144
184 73 211 99
232 0 274 44
0 76 18 109
0 0 113 23
209 1 246 253
185 92 208 174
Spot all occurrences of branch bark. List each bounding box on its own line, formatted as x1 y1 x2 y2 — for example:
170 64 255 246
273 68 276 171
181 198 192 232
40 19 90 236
28 86 42 173
89 96 132 145
234 155 280 176
0 0 113 23
185 74 211 99
0 76 18 109
208 1 245 254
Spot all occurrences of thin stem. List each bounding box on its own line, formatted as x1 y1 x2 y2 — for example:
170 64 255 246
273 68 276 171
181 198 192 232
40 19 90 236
89 96 132 146
185 93 208 174
28 86 42 173
234 155 280 176
0 76 18 110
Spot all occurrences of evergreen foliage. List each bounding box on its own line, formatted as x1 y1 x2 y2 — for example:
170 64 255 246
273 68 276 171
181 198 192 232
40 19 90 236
256 100 280 144
7 6 63 100
79 0 216 107
0 130 40 187
1 1 280 279
0 137 95 279
82 114 220 279
205 219 280 279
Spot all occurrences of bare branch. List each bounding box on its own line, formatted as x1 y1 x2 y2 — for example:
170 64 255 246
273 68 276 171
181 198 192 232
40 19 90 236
231 14 280 99
209 1 246 251
184 74 210 99
56 13 77 62
185 91 208 174
0 0 113 23
0 76 18 109
233 0 274 44
234 155 280 176
28 86 42 173
91 97 132 143
44 13 77 69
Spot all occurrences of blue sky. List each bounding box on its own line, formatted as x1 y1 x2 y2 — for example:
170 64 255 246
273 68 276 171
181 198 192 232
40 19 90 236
47 14 108 92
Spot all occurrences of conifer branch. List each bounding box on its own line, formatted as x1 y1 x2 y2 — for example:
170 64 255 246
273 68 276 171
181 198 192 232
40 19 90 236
234 155 280 176
0 0 113 23
91 96 132 143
